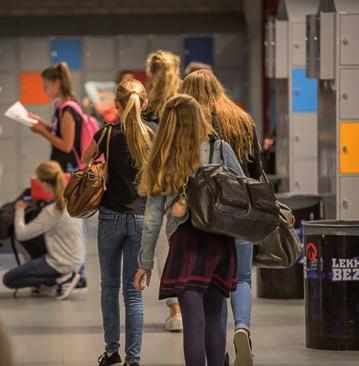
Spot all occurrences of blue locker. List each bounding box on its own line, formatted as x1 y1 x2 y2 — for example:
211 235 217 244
292 68 318 112
50 39 82 70
184 37 213 67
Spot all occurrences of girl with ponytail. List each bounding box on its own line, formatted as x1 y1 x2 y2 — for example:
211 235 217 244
3 161 85 301
144 49 184 331
144 50 181 122
82 79 156 366
28 62 84 173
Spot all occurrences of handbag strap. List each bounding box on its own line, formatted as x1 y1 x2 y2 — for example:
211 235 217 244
89 125 112 163
208 136 224 164
104 125 113 175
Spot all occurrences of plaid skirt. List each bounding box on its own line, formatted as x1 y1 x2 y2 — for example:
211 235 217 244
159 219 237 299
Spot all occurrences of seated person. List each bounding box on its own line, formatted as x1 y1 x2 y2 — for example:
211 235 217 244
2 161 85 300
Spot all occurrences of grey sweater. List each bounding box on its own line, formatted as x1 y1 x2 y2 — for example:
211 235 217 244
15 203 85 274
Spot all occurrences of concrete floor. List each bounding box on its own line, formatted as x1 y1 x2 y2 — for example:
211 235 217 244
0 222 358 366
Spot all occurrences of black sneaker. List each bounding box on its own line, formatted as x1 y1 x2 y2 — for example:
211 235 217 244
124 363 140 366
224 352 229 366
56 272 80 300
98 352 122 366
72 277 88 295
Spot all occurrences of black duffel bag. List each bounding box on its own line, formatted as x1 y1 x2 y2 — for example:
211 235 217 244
187 140 280 243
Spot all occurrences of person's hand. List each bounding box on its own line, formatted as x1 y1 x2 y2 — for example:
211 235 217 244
133 268 152 291
28 112 46 124
30 120 49 135
15 200 29 210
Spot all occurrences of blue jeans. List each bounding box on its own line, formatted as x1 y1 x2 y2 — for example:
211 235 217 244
3 257 60 289
98 207 144 363
223 239 253 330
230 240 253 329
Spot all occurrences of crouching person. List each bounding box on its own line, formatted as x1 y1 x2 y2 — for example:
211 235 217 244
3 161 85 300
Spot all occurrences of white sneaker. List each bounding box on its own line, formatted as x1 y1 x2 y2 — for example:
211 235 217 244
56 272 80 300
234 328 253 366
165 313 183 332
33 284 58 297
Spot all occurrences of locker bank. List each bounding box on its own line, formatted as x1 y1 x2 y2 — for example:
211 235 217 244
0 0 358 365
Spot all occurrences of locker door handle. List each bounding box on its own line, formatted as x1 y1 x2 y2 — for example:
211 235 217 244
342 146 348 154
294 135 300 142
294 43 300 49
293 88 300 96
342 38 349 46
51 50 58 57
342 200 349 209
342 93 349 100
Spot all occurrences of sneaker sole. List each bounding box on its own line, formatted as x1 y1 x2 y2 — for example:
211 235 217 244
71 287 88 295
56 274 81 300
234 330 253 366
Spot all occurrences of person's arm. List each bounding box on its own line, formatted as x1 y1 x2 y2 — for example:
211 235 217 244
15 203 57 242
222 141 245 177
31 110 76 153
247 128 263 180
139 195 166 270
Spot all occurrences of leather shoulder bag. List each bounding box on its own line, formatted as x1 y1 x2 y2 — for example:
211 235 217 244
64 125 112 218
187 139 280 243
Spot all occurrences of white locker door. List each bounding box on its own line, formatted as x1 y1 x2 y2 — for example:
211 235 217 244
214 33 246 69
148 35 183 59
291 22 306 67
0 73 18 104
292 114 318 159
339 69 359 120
19 37 50 71
339 177 359 219
116 36 150 70
0 38 18 71
84 37 115 71
340 14 359 66
292 159 318 194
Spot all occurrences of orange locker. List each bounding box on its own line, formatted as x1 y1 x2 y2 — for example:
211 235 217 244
340 122 359 174
20 72 49 105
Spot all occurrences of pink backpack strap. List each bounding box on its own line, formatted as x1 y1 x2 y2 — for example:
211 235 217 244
58 100 84 118
57 100 86 169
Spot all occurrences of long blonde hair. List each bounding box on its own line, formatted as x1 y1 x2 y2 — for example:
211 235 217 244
146 50 181 118
181 69 254 163
116 79 153 169
36 161 66 212
41 62 75 100
139 94 213 196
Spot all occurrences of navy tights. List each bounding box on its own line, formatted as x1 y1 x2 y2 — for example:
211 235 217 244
178 286 226 366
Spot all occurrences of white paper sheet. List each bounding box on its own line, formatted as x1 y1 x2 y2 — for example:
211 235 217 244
4 101 38 127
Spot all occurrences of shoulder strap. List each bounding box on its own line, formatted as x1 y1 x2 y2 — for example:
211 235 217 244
104 125 113 175
59 100 84 118
208 136 224 164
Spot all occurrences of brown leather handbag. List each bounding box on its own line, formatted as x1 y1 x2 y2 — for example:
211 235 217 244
64 125 112 218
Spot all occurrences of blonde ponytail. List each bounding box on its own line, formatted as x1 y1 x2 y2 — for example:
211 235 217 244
36 161 66 212
146 50 181 118
116 79 153 169
42 62 75 100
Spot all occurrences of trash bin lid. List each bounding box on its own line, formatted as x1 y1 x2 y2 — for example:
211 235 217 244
303 220 359 236
276 194 321 211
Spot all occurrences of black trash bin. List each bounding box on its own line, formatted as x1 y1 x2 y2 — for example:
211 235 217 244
256 194 321 299
303 220 359 350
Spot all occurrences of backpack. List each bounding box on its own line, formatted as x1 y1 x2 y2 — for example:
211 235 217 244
59 100 100 169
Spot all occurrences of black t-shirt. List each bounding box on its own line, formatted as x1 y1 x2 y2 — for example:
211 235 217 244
94 121 157 214
50 104 82 173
